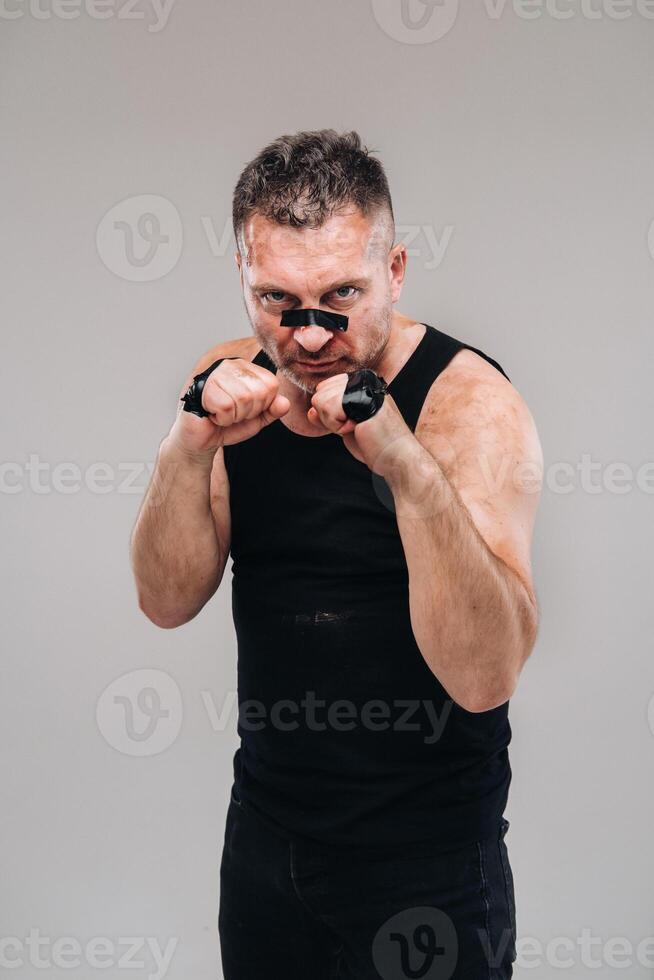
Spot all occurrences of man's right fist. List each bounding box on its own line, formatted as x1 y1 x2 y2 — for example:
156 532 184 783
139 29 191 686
168 357 291 456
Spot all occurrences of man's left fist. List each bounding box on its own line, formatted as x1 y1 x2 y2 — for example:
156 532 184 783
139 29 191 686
307 373 415 479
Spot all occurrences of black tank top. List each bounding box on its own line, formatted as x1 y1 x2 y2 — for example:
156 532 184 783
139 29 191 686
223 323 513 854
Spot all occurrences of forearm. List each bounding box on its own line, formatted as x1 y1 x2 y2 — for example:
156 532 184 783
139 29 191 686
130 436 223 628
387 440 537 712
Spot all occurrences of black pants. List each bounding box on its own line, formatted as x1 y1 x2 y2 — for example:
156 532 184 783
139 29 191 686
219 790 517 979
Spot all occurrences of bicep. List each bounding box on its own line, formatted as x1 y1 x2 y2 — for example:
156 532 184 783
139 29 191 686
419 355 543 602
457 396 542 603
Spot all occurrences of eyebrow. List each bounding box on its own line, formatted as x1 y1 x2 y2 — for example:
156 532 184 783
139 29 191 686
252 276 371 295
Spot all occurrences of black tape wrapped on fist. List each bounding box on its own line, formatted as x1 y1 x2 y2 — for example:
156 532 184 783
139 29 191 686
341 369 388 423
180 357 240 418
181 356 387 425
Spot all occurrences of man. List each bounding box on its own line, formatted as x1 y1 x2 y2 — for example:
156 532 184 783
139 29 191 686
130 129 542 979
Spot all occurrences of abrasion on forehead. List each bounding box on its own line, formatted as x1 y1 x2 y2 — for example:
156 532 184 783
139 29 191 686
240 204 394 270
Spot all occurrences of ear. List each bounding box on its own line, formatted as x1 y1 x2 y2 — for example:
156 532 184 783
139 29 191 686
235 250 244 287
388 241 407 304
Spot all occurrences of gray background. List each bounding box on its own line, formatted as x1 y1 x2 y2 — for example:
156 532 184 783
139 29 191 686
2 1 653 977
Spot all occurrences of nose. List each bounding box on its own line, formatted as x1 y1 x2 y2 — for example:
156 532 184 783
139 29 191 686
293 325 334 353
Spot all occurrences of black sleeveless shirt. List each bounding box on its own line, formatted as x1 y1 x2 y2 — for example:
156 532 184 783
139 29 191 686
222 324 513 854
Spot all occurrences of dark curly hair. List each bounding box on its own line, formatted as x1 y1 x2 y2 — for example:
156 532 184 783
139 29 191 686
232 129 394 248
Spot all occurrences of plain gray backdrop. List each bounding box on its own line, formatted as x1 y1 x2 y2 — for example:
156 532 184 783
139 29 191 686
2 1 653 977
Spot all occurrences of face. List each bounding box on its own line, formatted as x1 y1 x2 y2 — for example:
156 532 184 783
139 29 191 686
236 206 407 395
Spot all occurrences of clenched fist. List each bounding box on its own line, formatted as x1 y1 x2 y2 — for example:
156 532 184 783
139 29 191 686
168 357 291 457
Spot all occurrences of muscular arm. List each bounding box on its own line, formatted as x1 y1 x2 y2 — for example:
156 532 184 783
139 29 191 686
387 350 543 712
129 338 254 628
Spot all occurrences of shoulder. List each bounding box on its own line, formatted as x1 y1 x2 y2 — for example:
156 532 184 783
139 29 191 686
191 336 260 374
417 347 539 458
416 345 543 602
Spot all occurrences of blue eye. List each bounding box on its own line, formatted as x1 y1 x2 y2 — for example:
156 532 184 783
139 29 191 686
334 286 356 299
265 291 286 302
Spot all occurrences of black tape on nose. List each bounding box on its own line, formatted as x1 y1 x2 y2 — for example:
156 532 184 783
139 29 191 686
280 308 349 332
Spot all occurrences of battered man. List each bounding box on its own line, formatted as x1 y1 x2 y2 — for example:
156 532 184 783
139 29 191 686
130 129 543 979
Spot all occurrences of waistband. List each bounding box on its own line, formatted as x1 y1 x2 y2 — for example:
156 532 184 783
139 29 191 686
228 788 510 861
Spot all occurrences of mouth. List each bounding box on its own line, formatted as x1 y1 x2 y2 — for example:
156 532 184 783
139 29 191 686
296 358 341 372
